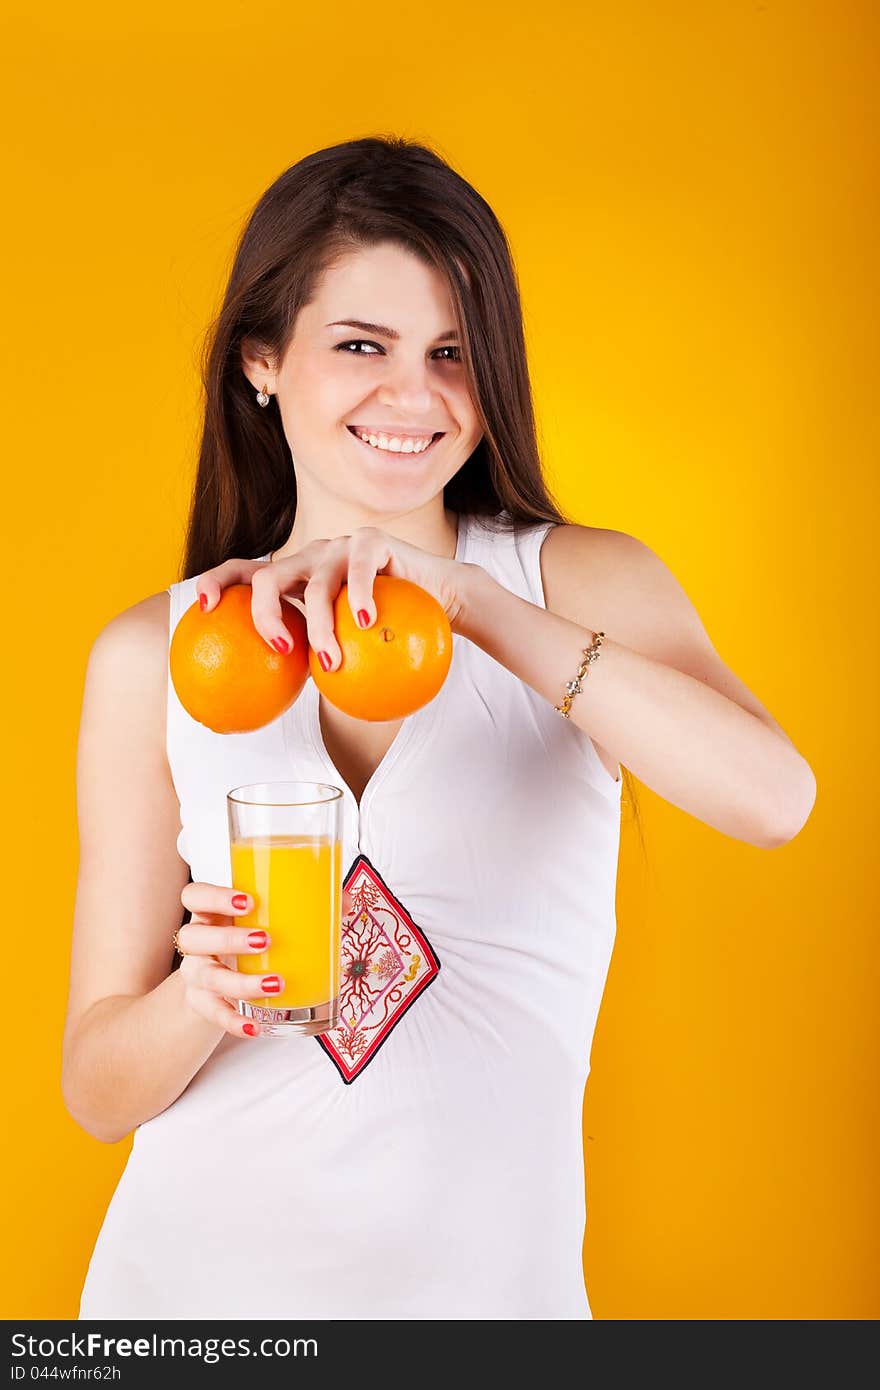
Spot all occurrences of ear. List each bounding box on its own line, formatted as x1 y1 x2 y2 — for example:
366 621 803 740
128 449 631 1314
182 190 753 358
240 335 280 394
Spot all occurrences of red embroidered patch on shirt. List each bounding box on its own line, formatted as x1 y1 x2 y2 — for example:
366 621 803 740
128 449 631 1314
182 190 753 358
317 853 441 1084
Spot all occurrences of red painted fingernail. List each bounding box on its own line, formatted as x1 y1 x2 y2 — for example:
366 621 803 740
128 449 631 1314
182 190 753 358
261 975 282 994
243 1022 259 1037
318 650 332 672
357 609 370 628
232 894 249 910
271 636 290 654
199 593 208 611
248 931 268 949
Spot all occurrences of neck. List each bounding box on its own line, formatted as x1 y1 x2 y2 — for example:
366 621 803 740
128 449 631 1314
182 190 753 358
271 502 460 564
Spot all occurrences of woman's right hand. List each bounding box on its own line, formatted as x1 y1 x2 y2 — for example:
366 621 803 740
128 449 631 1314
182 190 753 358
177 881 354 1038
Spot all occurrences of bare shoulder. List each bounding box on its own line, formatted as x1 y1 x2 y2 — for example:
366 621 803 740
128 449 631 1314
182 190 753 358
85 591 170 714
539 522 706 666
539 522 795 745
81 589 175 783
92 589 170 658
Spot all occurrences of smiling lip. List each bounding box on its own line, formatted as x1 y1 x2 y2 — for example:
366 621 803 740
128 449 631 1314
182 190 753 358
346 425 445 457
347 425 445 440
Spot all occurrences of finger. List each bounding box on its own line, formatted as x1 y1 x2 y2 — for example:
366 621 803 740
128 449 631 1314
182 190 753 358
181 884 254 918
181 957 286 999
195 559 268 613
301 571 342 671
218 966 288 1000
176 923 273 957
248 562 308 654
184 985 263 1039
301 541 352 673
346 531 389 631
247 544 332 651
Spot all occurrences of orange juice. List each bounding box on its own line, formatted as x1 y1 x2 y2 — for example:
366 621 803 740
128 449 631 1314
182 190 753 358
231 834 341 1009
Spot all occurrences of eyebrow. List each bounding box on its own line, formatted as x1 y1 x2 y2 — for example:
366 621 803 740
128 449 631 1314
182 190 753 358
326 319 459 342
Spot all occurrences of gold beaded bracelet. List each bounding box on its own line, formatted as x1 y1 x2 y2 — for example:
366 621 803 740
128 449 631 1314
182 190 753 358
554 631 605 718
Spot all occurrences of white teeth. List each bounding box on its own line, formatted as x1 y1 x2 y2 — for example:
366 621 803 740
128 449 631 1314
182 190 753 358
352 427 435 455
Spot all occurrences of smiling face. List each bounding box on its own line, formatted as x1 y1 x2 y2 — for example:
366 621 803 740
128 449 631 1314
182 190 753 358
243 241 484 532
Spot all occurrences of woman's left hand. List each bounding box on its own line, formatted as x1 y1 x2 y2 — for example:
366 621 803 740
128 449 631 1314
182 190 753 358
194 526 473 670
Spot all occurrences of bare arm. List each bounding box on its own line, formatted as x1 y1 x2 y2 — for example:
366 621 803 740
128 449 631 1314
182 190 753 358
61 592 226 1144
456 526 817 848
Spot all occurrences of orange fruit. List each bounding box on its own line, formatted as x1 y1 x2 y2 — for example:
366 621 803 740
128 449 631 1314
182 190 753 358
170 583 309 734
309 576 453 721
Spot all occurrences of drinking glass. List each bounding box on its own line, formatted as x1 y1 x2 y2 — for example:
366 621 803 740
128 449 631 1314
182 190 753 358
226 781 344 1037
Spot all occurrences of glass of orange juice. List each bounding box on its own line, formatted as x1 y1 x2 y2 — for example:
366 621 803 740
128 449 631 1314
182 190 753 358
227 781 343 1037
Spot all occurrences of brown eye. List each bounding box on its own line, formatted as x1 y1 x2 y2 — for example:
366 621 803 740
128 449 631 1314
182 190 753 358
335 340 383 355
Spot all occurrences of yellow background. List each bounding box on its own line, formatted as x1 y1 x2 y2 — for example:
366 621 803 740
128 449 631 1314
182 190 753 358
3 1 876 1319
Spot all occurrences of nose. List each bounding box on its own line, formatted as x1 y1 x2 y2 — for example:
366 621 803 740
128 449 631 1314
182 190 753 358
376 356 434 416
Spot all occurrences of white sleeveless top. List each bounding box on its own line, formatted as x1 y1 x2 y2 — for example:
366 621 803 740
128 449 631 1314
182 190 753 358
78 509 622 1321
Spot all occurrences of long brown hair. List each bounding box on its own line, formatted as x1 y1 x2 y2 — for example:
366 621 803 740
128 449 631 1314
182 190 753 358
177 133 641 842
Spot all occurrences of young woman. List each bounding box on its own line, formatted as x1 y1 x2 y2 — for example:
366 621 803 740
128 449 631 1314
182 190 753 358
64 136 816 1320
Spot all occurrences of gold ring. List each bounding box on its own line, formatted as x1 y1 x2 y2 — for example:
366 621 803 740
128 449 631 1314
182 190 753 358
172 929 186 958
